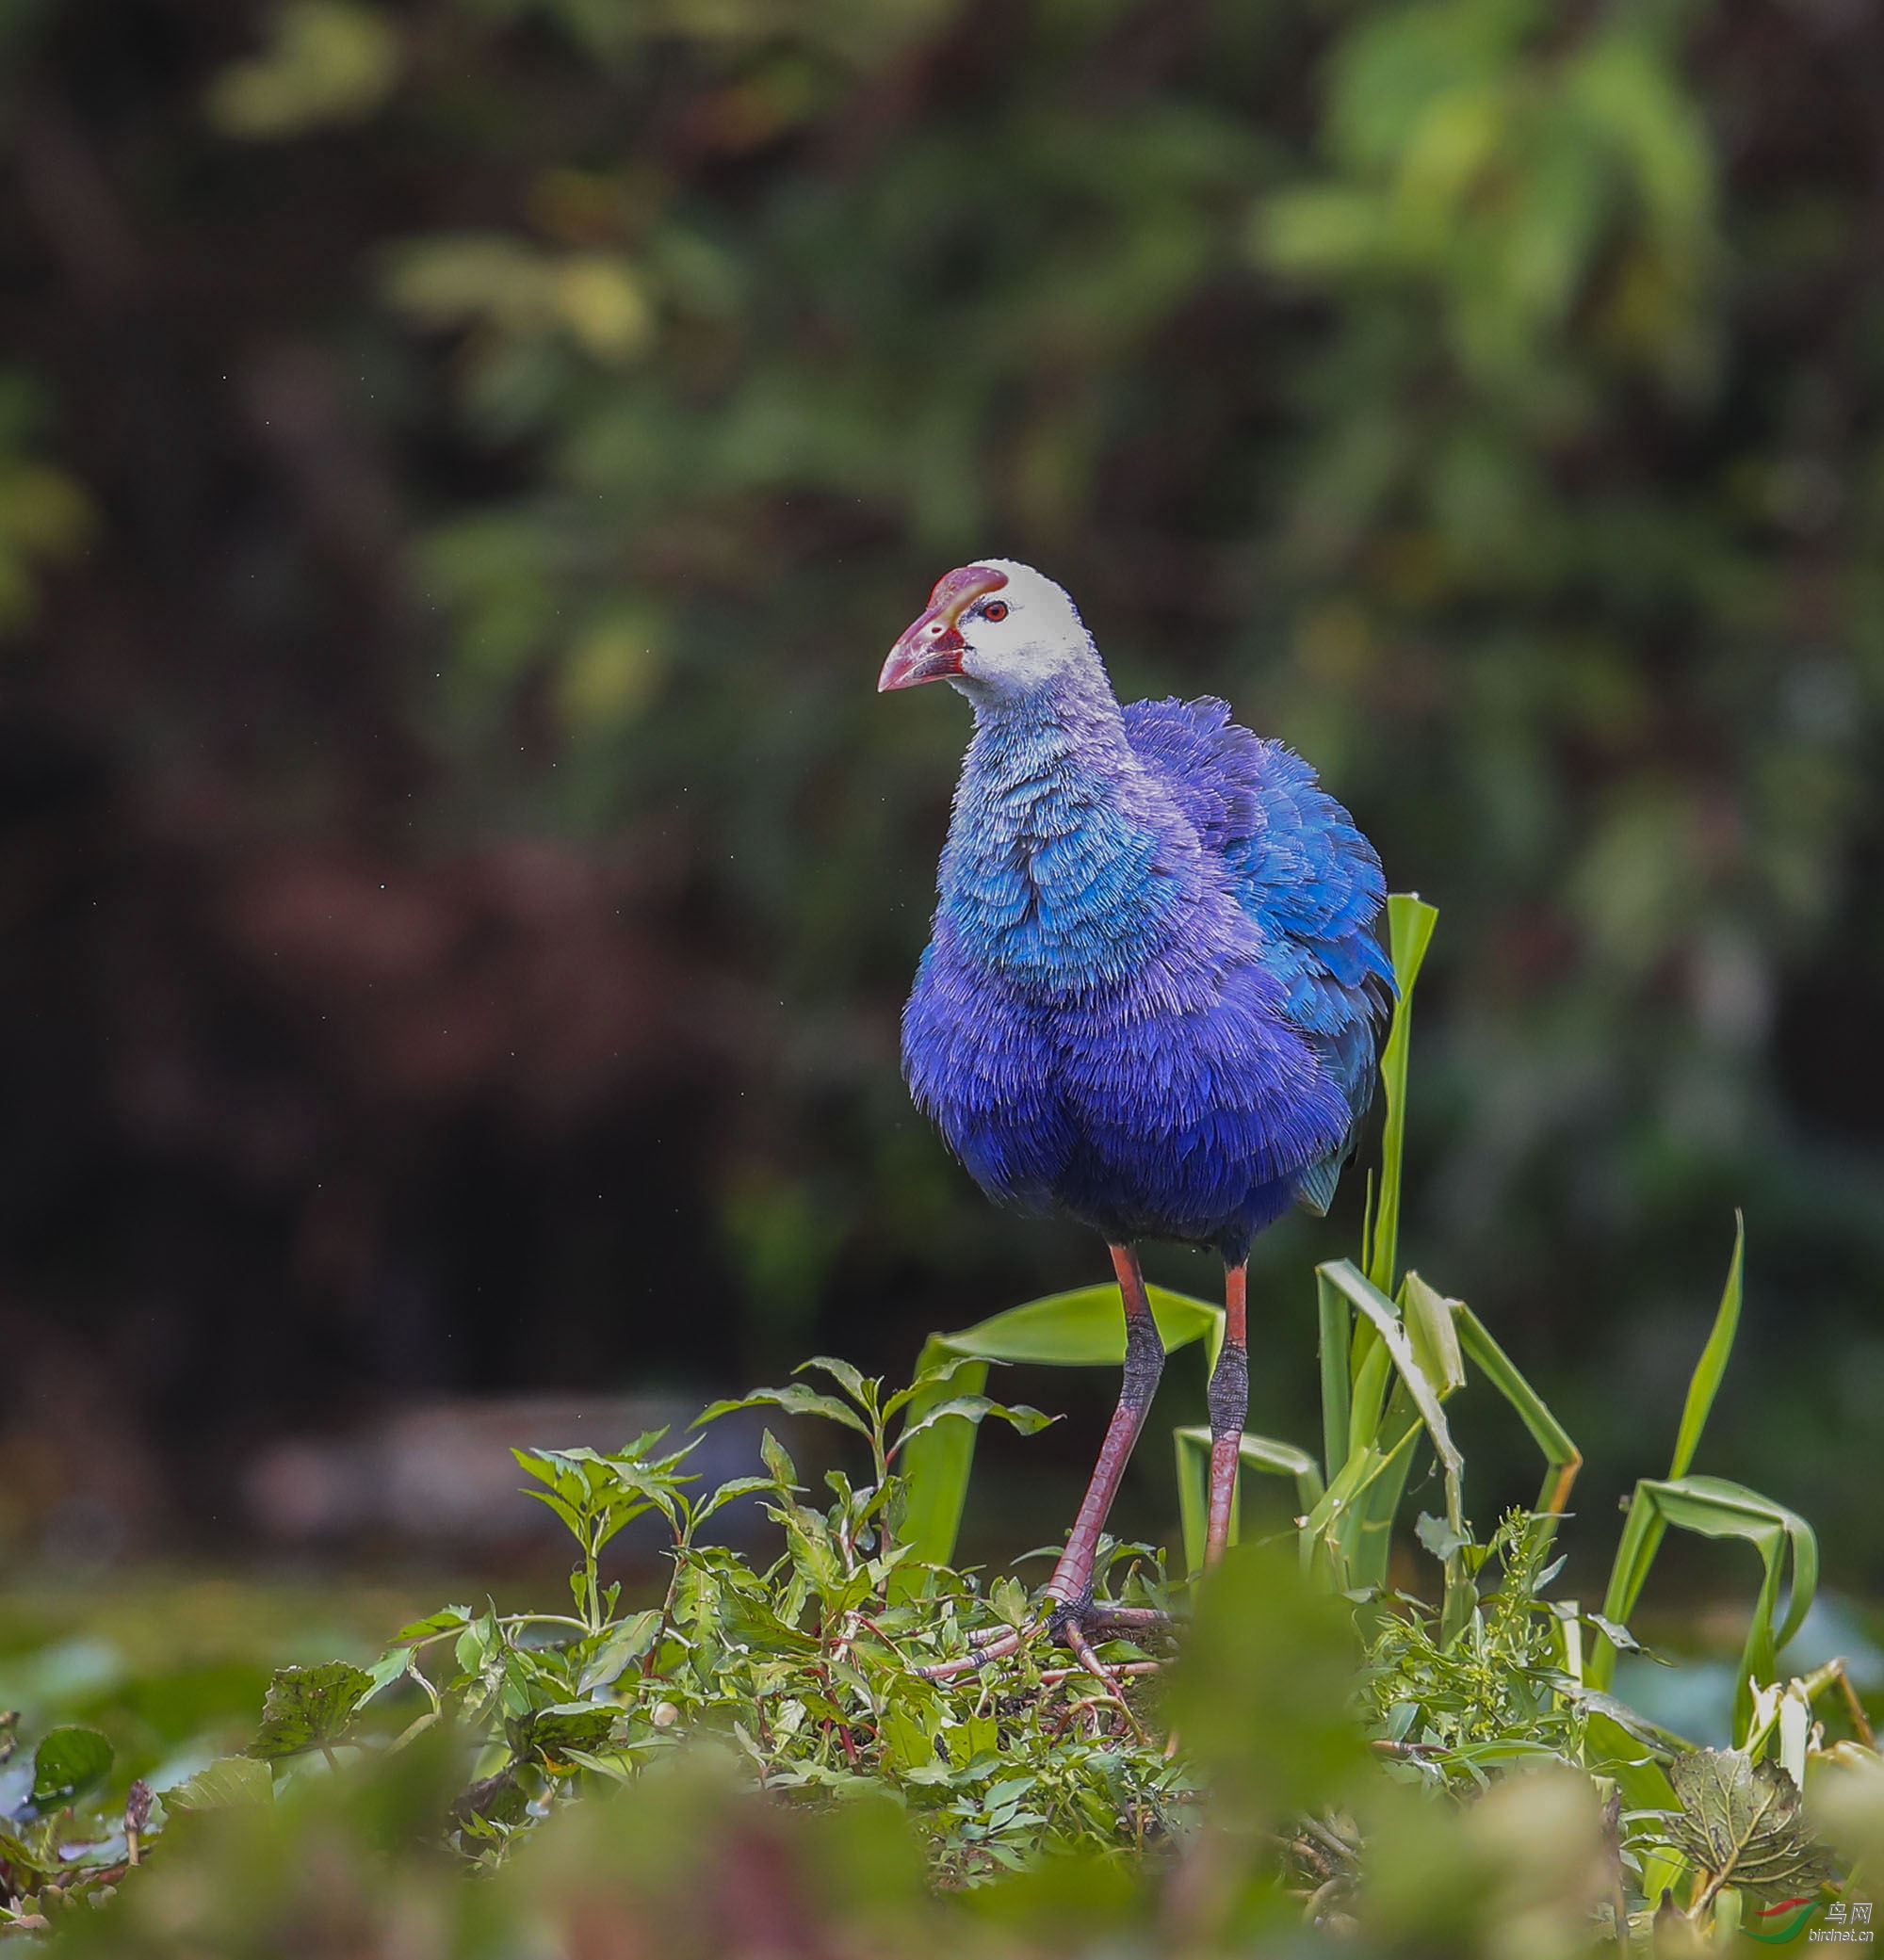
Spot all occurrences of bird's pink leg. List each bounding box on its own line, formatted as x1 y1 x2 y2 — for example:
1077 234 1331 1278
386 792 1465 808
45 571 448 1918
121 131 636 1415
918 1243 1169 1684
1041 1242 1166 1623
1204 1261 1248 1567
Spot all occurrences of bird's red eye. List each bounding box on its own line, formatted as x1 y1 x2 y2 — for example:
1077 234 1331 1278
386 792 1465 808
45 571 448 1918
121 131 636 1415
983 600 1009 622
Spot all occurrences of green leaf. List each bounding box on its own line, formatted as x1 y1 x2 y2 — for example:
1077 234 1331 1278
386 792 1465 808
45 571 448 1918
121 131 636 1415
512 1703 620 1766
1668 1215 1744 1482
30 1725 113 1807
935 1284 1220 1367
1665 1748 1832 1903
944 1711 999 1764
1400 1272 1465 1397
759 1429 800 1489
1592 1474 1817 1737
794 1355 874 1411
1415 1512 1471 1563
395 1605 473 1640
1584 1613 1649 1656
892 1340 990 1580
892 1394 1056 1450
246 1660 374 1762
883 1353 983 1419
356 1644 417 1707
164 1755 275 1811
693 1384 871 1439
691 1476 773 1525
880 1706 939 1773
576 1612 662 1695
1366 893 1438 1295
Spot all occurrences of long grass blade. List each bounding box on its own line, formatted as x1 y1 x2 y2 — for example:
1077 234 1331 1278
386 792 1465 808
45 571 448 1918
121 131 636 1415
1366 893 1438 1296
1667 1214 1745 1481
1317 1271 1352 1489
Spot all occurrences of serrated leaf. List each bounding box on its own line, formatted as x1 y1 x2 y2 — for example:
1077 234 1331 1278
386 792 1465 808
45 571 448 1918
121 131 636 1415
246 1660 374 1762
164 1756 275 1811
30 1725 113 1806
1665 1748 1833 1903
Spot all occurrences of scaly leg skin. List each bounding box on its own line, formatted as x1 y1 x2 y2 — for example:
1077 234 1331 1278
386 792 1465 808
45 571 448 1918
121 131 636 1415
1204 1261 1249 1567
920 1242 1172 1684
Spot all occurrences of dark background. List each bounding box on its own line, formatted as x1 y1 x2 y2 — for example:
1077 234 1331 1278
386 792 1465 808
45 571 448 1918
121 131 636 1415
1 0 1881 1589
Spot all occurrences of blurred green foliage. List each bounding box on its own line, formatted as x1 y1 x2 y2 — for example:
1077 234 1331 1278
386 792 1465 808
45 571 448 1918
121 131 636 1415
5 0 1884 1566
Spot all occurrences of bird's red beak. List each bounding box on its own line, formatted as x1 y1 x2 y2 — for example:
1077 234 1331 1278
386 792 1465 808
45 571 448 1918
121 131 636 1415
879 564 1009 691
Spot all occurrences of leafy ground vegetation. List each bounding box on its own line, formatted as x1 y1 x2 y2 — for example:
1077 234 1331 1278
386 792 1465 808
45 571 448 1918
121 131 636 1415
5 902 1882 1954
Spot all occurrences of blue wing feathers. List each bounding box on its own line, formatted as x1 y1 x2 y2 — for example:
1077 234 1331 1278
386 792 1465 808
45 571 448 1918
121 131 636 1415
1123 695 1393 1214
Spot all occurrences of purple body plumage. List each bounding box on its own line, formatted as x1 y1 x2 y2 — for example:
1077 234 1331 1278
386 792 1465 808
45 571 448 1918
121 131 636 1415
894 565 1391 1264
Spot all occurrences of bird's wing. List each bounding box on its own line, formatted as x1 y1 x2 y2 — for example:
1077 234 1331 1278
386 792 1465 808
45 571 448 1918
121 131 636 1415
1123 695 1394 1214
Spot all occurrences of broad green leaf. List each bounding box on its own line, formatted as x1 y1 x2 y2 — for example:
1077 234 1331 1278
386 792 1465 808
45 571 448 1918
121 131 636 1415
1320 1262 1462 1498
1665 1748 1831 1903
690 1475 773 1525
1584 1613 1649 1656
944 1711 1000 1764
880 1706 938 1773
246 1660 374 1762
164 1755 275 1811
936 1284 1221 1368
892 1336 989 1579
30 1725 113 1806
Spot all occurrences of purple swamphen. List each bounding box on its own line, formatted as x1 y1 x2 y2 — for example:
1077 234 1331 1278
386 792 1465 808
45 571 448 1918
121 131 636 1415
881 560 1392 1675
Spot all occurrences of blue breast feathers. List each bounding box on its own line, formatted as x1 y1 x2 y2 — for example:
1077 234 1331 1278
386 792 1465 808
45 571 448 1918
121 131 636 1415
902 683 1392 1257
